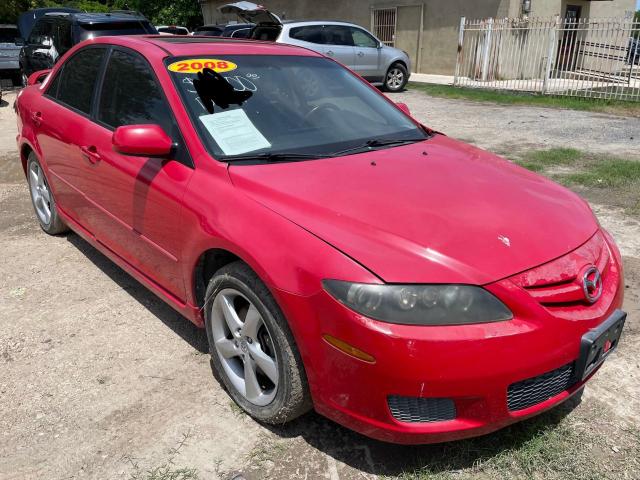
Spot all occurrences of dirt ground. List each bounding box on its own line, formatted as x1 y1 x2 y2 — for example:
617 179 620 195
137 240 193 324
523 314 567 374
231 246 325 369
1 87 638 480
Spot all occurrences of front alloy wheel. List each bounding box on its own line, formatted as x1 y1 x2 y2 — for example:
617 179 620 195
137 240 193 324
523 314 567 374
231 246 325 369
210 288 279 406
384 63 408 92
204 261 311 424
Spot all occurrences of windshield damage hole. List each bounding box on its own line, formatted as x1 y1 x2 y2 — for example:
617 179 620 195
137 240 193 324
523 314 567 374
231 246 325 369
193 67 253 113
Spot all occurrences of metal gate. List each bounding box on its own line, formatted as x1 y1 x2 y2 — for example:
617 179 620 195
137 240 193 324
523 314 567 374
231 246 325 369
454 16 640 101
372 7 396 47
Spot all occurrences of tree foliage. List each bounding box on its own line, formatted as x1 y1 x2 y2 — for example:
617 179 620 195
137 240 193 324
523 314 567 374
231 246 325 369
0 0 203 30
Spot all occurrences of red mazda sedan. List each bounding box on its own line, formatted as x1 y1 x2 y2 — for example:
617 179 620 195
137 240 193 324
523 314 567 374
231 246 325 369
15 35 625 444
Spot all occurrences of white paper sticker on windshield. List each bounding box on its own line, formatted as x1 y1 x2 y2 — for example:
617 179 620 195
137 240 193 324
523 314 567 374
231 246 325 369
199 109 271 156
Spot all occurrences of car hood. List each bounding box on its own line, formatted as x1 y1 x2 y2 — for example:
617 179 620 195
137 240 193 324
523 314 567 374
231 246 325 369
228 135 598 284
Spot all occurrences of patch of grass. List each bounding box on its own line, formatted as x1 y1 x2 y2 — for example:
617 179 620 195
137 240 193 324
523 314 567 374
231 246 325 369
510 148 640 217
392 402 640 480
408 82 640 117
515 147 582 172
564 158 640 188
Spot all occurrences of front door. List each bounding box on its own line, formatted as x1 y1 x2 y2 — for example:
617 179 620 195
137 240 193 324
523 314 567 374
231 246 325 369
350 26 383 81
83 47 193 299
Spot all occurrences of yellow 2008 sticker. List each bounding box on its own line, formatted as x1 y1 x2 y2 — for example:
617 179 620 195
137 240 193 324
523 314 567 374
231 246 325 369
167 58 237 74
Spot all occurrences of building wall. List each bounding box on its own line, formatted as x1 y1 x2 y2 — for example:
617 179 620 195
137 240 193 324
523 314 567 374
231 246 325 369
527 0 636 18
201 0 637 75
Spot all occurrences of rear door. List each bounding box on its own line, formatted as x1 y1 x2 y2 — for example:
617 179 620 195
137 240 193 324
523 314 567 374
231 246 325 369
37 45 107 224
350 26 383 80
82 47 193 298
320 25 356 69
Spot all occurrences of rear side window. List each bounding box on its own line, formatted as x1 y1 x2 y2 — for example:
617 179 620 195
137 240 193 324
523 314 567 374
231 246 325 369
289 25 324 44
97 49 172 133
323 26 354 46
78 21 154 41
0 26 19 43
28 19 53 45
53 20 73 55
56 47 105 114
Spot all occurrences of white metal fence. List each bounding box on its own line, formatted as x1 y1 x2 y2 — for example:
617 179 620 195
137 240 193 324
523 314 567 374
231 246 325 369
454 17 640 101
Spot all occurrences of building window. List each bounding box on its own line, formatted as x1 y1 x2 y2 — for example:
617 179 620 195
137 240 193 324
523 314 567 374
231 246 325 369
372 7 396 47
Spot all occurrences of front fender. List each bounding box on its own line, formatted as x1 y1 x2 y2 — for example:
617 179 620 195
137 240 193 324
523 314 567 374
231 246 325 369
180 168 381 307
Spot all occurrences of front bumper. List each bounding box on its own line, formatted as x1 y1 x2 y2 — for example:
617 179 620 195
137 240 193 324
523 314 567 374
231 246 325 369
273 232 624 444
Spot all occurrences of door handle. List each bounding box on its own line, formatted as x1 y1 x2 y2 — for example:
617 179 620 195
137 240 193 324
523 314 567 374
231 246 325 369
357 51 365 57
80 145 101 164
325 50 334 56
31 111 42 126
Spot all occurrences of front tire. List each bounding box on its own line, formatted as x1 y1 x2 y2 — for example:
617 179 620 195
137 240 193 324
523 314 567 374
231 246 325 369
204 261 311 424
383 63 408 92
27 153 67 235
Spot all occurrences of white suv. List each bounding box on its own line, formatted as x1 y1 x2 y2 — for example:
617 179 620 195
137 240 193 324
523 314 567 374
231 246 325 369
219 2 411 91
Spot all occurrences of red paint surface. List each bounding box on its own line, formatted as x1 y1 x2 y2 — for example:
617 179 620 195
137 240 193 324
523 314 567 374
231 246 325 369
15 35 625 444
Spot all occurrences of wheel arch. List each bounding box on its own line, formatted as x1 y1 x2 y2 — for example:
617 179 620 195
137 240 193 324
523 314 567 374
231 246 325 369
193 248 243 310
20 142 36 177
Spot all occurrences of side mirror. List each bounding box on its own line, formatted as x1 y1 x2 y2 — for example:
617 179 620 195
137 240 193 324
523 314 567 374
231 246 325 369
396 102 411 116
15 38 25 46
27 69 51 85
112 124 173 157
377 41 384 49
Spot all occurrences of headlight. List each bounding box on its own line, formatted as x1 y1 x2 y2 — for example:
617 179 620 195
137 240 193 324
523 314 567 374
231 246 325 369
322 280 512 326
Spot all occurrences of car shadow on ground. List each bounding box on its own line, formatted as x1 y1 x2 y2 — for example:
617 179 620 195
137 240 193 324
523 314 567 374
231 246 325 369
66 233 209 354
65 231 581 477
262 394 582 476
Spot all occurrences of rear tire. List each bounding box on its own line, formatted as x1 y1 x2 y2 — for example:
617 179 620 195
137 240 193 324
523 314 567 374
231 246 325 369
204 261 312 424
383 63 408 92
27 153 68 235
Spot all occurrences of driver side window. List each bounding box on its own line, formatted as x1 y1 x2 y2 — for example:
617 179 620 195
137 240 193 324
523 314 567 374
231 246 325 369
351 28 378 49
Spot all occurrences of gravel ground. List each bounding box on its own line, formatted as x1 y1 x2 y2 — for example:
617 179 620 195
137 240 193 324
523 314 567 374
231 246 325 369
387 89 640 158
0 87 638 480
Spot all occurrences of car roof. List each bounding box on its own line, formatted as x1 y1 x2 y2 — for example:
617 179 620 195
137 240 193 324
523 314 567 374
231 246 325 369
72 12 150 24
0 24 18 28
281 20 360 27
42 11 149 24
89 35 323 58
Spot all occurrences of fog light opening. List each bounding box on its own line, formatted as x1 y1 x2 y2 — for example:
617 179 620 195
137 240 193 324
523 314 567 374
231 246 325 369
322 334 376 364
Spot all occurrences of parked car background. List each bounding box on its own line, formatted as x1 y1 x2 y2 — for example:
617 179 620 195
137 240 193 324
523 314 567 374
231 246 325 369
219 2 411 91
157 25 190 35
18 8 157 84
0 24 21 86
191 24 225 36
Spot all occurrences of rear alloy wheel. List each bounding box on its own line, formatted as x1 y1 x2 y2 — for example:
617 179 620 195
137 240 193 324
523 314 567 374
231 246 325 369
205 261 311 423
27 153 67 235
383 63 408 92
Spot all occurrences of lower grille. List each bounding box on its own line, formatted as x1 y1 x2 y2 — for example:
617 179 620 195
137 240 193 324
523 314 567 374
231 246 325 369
507 363 575 411
388 396 456 423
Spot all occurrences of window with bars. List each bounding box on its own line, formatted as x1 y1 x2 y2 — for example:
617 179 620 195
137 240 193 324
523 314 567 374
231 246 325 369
372 7 396 47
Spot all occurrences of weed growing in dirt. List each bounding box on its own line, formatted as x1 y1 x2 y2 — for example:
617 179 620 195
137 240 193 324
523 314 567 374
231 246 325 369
125 431 200 480
511 148 640 216
515 148 582 172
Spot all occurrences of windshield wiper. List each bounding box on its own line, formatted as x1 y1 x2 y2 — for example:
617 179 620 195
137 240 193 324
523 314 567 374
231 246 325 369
332 138 427 157
222 152 330 163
